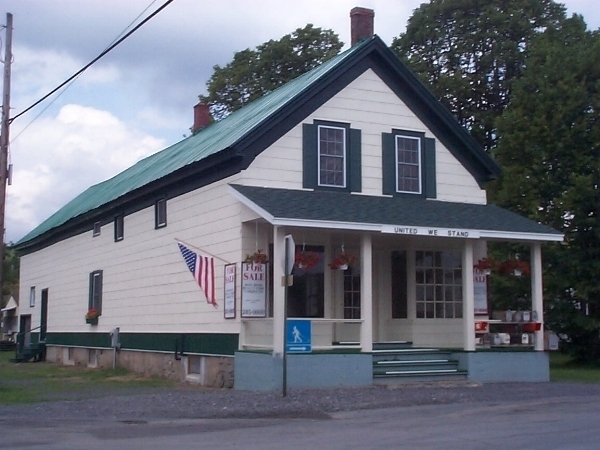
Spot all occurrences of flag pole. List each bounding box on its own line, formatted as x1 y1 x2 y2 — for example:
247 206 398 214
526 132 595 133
174 238 232 264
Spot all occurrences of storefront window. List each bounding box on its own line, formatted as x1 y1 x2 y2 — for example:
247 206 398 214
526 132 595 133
416 250 462 319
343 267 361 319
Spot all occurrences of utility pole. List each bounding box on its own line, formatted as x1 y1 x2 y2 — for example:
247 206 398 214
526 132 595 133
0 13 13 306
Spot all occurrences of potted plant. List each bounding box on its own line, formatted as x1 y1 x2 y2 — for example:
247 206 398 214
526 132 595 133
474 257 496 275
498 259 530 277
294 251 320 270
244 250 269 264
328 252 357 270
85 308 99 325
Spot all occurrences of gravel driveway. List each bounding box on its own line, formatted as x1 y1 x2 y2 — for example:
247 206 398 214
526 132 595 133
2 381 600 423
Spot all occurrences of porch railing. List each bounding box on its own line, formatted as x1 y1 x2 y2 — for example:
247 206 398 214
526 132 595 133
241 318 363 351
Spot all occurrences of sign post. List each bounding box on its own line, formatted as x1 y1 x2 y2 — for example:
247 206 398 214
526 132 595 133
282 234 295 397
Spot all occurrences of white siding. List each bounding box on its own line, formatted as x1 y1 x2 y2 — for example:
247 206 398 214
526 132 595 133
242 68 487 204
19 175 247 334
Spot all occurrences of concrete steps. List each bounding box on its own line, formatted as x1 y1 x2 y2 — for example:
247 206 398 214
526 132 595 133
372 342 467 383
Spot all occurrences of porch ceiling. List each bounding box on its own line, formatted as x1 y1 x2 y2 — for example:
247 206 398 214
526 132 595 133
229 184 563 242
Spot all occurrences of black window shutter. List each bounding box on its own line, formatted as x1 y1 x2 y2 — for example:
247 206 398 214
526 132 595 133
302 123 317 189
349 128 361 192
382 132 395 195
423 137 437 199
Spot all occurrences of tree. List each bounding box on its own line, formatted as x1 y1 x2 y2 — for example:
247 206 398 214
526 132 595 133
200 24 343 120
391 0 566 150
2 245 19 307
491 16 600 361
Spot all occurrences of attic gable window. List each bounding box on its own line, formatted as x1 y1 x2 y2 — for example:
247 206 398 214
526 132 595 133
114 215 124 242
396 135 421 194
318 125 346 187
155 198 167 229
303 120 361 192
382 129 436 198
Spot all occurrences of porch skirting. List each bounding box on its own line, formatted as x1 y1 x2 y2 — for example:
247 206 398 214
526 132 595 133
234 351 372 391
451 350 549 382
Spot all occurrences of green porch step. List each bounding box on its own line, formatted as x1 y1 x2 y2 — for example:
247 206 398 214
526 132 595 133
10 341 46 363
372 342 467 383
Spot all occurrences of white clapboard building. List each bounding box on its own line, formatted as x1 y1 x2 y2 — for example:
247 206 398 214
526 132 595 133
15 8 562 389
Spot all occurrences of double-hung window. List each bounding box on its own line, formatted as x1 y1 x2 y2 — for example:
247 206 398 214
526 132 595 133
114 215 124 242
382 129 436 198
302 120 361 192
155 198 167 229
88 270 103 315
396 135 421 194
318 125 346 187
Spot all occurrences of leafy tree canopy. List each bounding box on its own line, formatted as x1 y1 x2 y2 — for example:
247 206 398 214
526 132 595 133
2 245 19 307
491 15 600 360
200 24 343 120
391 0 567 150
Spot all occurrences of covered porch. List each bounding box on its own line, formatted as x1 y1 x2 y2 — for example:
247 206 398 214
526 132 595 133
230 185 562 389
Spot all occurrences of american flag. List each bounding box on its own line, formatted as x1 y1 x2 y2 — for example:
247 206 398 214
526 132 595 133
177 242 216 307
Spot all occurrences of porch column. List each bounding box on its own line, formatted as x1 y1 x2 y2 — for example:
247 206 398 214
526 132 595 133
272 225 286 355
531 242 544 351
360 234 373 352
462 239 475 351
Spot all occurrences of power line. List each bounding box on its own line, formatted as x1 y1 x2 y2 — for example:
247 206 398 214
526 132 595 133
10 0 174 124
9 0 161 144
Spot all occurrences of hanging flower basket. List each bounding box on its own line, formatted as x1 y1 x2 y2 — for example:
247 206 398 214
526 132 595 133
329 253 357 270
85 308 99 324
498 260 530 277
294 251 320 270
474 257 496 275
244 250 269 264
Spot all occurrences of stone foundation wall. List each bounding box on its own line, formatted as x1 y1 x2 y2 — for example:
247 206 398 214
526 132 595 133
46 345 234 387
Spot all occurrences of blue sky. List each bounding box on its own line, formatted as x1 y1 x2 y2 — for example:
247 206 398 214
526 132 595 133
1 0 599 243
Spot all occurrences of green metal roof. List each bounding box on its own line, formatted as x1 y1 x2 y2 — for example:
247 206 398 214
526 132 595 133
230 184 563 240
17 35 502 249
17 39 372 246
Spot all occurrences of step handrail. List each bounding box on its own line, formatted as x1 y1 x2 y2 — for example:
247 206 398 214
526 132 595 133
15 325 46 360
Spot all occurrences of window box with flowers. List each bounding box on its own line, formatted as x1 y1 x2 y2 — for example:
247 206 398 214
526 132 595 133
329 252 357 271
294 251 320 270
244 250 269 265
85 308 100 325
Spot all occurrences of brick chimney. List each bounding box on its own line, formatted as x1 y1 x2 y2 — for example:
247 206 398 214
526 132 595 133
192 102 211 133
350 7 374 46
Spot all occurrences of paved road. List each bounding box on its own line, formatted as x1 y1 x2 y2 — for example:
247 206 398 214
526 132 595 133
3 393 599 449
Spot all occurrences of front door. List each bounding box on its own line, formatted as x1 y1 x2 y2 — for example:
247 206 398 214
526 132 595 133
40 289 48 341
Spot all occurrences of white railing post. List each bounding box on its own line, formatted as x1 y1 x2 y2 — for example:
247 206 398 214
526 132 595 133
360 234 373 353
462 240 475 351
531 242 544 351
272 226 286 355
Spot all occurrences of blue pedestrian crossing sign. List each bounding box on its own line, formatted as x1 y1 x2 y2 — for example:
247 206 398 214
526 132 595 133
286 319 312 353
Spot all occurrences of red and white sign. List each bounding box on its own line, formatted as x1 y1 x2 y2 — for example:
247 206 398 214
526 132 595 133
241 263 267 317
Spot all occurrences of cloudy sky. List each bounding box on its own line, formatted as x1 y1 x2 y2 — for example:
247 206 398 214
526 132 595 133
1 0 599 243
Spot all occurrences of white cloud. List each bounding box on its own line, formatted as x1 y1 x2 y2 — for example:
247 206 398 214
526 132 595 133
12 45 120 114
6 104 165 243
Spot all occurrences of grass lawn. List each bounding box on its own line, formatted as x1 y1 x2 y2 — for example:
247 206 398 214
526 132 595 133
0 350 175 405
549 352 600 383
